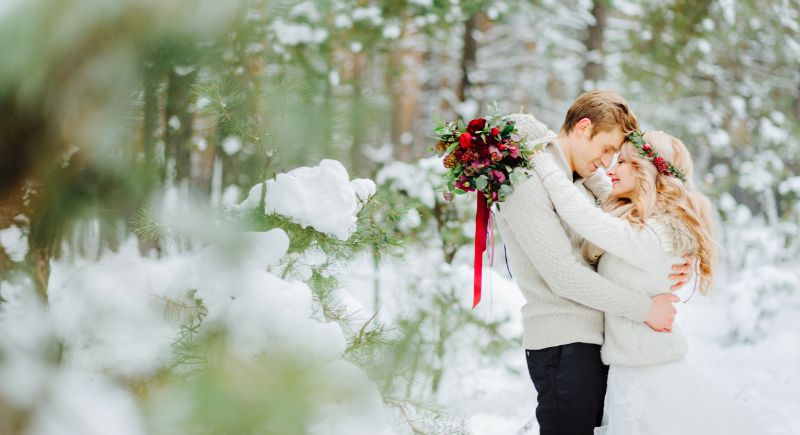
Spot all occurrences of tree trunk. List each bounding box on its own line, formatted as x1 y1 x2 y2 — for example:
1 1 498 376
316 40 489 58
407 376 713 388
457 14 478 103
350 53 366 175
143 61 162 180
163 67 197 184
387 20 423 162
582 0 608 88
795 82 800 120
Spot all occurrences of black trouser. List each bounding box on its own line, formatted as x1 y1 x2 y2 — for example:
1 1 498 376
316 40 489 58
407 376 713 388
526 343 608 435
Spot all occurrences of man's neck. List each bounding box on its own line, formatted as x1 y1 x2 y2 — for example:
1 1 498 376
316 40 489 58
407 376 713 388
556 130 575 173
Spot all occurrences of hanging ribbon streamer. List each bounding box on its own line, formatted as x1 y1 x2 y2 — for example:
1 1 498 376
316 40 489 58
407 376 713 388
472 194 491 308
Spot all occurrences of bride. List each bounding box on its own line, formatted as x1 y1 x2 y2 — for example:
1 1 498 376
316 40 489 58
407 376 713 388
529 130 764 434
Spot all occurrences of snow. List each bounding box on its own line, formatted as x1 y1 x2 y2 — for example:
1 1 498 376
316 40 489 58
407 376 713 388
168 115 181 130
26 371 146 435
0 224 28 262
352 6 383 26
290 1 320 22
334 14 352 29
2 156 799 434
221 135 242 155
272 19 328 46
376 157 445 208
241 159 376 240
382 23 401 39
48 239 180 378
340 241 800 434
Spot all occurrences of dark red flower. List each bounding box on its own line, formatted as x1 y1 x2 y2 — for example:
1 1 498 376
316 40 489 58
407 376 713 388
491 127 500 136
461 150 476 163
653 156 669 173
459 132 472 148
468 118 487 133
455 174 475 192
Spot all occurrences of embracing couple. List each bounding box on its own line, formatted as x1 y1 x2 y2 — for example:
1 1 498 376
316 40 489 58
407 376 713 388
494 90 762 434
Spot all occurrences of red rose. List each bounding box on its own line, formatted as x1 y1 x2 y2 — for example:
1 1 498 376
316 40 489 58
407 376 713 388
459 132 472 148
467 118 487 132
643 143 651 151
491 127 500 136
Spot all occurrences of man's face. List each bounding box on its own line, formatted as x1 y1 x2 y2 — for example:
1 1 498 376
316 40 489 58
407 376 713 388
573 126 626 179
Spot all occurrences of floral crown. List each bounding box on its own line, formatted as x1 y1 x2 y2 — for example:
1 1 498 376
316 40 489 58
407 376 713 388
625 130 687 182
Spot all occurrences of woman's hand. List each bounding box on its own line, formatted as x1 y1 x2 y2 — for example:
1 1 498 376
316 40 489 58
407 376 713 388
669 254 693 291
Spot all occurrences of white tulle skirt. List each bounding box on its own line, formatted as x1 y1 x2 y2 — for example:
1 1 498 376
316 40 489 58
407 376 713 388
594 358 765 435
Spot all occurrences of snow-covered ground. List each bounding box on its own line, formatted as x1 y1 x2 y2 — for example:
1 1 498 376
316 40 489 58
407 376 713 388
342 248 800 434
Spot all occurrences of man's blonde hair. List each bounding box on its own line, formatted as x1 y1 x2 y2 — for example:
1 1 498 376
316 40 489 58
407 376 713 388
560 90 639 138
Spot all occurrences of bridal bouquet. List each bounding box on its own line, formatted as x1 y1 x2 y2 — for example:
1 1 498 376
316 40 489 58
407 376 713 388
433 109 541 207
433 107 547 308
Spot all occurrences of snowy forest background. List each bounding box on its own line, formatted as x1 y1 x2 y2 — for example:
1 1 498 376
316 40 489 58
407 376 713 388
0 0 798 434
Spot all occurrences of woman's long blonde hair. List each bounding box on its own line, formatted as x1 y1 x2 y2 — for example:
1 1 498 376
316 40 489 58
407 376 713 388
590 131 717 295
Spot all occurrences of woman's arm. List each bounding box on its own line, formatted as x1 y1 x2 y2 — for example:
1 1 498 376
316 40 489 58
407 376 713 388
583 167 613 202
531 152 667 271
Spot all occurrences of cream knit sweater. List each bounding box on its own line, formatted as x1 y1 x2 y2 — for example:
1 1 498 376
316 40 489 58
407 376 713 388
532 151 696 366
493 115 653 351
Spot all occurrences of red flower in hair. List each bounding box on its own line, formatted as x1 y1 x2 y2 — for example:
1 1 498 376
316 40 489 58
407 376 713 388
653 156 669 173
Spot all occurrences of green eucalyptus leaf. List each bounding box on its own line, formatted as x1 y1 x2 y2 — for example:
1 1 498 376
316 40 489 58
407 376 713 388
476 175 488 190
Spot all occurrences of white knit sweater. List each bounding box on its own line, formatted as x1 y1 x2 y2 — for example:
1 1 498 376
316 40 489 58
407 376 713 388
532 151 696 366
493 115 652 351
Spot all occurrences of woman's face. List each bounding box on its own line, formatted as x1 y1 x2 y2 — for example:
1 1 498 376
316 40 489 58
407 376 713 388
608 154 637 198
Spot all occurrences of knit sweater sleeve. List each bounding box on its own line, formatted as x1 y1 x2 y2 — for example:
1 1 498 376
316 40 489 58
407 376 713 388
495 170 652 323
532 152 669 272
583 167 613 202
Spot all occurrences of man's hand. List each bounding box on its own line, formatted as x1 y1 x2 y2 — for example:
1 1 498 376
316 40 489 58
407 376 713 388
645 293 679 332
669 254 693 291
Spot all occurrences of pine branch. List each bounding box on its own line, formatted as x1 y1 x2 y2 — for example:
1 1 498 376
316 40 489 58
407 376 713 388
131 204 169 248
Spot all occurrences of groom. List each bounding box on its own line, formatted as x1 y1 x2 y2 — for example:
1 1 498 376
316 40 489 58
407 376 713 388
494 90 691 435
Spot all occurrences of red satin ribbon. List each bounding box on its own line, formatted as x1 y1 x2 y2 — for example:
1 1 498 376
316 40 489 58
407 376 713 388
473 194 491 308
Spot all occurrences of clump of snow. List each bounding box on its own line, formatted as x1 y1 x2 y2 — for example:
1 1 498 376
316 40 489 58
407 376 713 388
0 224 28 262
26 371 146 435
221 136 242 155
306 360 394 435
272 19 328 46
164 227 346 361
352 6 382 25
0 277 147 435
290 1 320 22
48 238 179 378
240 159 376 241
